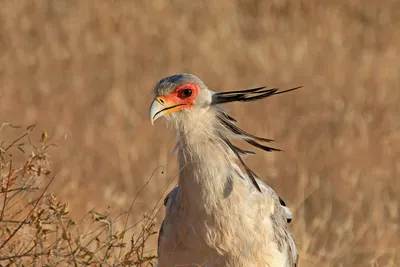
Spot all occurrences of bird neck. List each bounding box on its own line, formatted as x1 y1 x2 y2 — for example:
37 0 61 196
173 109 234 210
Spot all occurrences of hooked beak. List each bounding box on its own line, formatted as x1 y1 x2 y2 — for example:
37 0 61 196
149 97 186 125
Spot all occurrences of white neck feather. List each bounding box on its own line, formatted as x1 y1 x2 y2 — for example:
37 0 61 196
171 108 235 212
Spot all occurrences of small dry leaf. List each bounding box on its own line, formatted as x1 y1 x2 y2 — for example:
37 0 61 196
23 160 30 176
60 203 69 216
41 131 48 144
26 124 37 131
43 169 51 175
62 230 69 240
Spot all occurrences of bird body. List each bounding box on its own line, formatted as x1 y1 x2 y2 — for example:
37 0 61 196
150 74 299 267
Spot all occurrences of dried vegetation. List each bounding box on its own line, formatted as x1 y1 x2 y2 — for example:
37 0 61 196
0 125 157 266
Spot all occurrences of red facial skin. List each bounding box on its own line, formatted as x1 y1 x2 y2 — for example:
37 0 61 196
158 83 200 111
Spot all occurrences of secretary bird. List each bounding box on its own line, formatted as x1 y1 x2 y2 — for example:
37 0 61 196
150 73 300 267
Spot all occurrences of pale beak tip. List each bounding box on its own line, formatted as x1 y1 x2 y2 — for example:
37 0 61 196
150 99 164 126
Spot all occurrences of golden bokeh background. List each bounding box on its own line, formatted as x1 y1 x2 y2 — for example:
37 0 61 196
1 1 399 266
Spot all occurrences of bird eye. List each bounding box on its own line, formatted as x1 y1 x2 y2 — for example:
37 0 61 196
178 88 193 99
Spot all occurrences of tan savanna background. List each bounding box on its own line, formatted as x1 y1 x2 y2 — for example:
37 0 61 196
1 0 399 266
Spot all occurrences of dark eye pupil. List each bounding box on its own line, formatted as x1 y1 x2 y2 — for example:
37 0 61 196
180 89 192 98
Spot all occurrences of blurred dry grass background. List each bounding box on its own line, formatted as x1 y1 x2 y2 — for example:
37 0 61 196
0 0 399 266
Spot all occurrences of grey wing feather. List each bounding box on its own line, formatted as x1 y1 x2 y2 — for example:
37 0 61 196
157 220 165 254
256 178 293 224
163 186 179 207
256 178 298 266
159 187 180 254
233 166 293 223
279 196 293 223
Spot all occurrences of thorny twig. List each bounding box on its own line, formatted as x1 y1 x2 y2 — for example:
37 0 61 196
0 175 55 250
0 160 12 220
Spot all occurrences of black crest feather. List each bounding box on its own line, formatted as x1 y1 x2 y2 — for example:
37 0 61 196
213 85 302 191
212 86 302 105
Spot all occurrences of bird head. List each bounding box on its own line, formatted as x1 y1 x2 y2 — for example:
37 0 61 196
149 73 213 125
149 73 302 191
150 73 301 125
